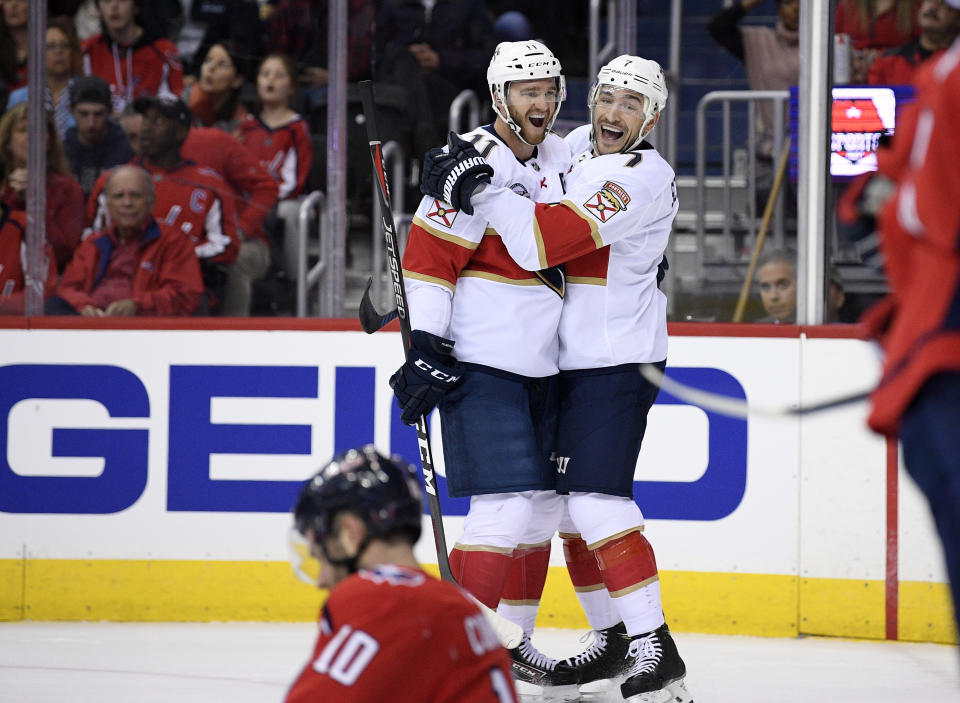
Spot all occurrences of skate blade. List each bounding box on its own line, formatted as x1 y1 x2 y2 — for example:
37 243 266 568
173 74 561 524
623 678 693 703
578 676 622 694
515 680 581 701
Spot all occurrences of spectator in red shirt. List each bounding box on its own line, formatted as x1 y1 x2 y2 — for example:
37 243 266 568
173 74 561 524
186 41 251 133
238 55 313 201
0 0 28 95
0 102 86 272
87 95 241 310
183 124 279 316
82 0 184 114
50 164 203 316
236 54 313 295
836 0 921 81
868 0 960 85
0 202 58 315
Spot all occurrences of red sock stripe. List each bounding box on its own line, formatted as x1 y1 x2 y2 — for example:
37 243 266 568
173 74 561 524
449 547 513 609
595 531 658 594
563 536 604 589
502 543 551 601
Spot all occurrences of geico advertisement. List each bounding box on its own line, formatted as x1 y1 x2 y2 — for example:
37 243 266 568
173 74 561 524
0 330 801 573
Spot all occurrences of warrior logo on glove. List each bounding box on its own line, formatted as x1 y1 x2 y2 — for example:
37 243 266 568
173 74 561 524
421 133 494 216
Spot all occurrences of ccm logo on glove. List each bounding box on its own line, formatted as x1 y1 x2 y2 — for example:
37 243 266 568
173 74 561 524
413 358 462 384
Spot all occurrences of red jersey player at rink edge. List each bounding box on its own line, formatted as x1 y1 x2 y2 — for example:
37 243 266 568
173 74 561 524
421 55 692 703
863 22 960 639
285 446 518 703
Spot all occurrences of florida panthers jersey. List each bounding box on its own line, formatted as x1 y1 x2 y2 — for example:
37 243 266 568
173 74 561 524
402 125 571 377
88 158 239 264
285 565 517 703
470 124 677 369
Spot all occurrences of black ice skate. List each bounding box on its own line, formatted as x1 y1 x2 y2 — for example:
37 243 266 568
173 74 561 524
559 621 632 685
509 633 580 701
620 623 693 703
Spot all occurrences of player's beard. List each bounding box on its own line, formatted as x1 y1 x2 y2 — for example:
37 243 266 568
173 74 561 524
508 103 552 145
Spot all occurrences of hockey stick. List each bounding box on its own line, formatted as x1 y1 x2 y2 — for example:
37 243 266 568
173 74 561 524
359 81 452 581
360 83 523 650
358 281 398 333
639 362 872 419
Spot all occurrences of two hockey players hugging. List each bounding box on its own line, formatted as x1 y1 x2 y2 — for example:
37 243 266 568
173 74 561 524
287 42 690 703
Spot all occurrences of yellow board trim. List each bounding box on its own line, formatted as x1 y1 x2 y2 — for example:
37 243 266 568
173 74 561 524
800 577 885 640
899 580 958 644
0 557 23 620
1 559 954 644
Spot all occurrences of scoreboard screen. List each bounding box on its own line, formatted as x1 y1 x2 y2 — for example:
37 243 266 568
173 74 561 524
788 84 915 182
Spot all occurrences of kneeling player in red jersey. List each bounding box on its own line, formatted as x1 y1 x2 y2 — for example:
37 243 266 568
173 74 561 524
285 446 519 703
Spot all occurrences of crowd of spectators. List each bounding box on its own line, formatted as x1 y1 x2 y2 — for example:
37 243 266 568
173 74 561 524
3 1 930 322
0 0 557 317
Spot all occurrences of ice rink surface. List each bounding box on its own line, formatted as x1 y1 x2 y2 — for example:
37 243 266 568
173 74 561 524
0 621 957 703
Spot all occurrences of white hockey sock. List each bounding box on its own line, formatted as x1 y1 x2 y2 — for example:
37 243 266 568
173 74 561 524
575 588 622 631
497 601 539 637
614 580 665 636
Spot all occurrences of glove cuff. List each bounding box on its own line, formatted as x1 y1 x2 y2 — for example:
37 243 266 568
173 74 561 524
410 329 457 363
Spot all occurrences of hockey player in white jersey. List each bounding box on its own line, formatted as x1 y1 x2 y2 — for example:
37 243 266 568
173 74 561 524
388 40 580 698
421 55 692 703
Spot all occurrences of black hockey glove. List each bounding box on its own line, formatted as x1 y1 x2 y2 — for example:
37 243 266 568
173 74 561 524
389 330 465 426
420 132 493 215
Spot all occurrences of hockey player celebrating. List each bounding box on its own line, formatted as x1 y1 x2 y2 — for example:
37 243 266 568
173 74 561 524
388 40 580 698
421 55 692 703
285 446 519 703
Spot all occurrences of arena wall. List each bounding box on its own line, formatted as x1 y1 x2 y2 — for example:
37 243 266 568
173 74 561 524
0 319 953 644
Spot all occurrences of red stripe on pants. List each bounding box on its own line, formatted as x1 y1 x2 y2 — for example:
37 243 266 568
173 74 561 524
449 547 513 609
563 535 604 589
595 531 658 594
502 543 551 601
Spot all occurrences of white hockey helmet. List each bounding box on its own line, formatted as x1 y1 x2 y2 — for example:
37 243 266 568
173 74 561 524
487 40 566 144
589 55 668 152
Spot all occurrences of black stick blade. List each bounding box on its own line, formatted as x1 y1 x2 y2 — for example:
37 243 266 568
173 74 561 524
358 277 399 334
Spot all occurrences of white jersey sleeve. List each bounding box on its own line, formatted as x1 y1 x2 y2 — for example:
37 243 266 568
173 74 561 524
470 143 677 272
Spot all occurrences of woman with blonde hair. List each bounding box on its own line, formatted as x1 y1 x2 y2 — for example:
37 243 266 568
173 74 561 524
0 103 85 271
